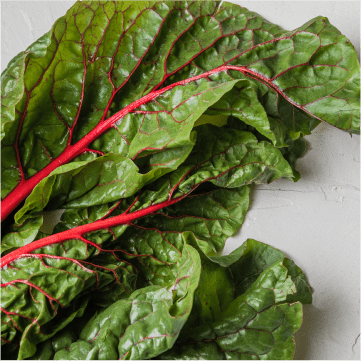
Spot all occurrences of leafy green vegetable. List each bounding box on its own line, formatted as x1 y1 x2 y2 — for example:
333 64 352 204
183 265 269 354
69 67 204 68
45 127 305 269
160 239 311 360
1 1 359 360
23 239 311 360
1 0 359 219
53 244 201 360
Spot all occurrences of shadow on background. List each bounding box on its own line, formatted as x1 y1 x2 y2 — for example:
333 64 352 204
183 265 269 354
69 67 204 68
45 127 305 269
294 304 315 360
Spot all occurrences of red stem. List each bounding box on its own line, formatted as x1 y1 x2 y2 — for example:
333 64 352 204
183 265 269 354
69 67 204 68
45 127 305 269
1 195 184 268
0 65 240 221
1 64 320 221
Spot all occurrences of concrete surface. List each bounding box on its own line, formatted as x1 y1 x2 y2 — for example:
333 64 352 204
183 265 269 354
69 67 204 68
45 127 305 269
1 1 360 360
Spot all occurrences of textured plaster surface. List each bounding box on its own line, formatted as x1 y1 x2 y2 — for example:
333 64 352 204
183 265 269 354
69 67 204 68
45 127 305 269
1 1 360 360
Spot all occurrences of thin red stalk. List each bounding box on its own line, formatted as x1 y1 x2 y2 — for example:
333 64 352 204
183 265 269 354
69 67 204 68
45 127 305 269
1 63 320 222
1 194 186 268
0 65 241 221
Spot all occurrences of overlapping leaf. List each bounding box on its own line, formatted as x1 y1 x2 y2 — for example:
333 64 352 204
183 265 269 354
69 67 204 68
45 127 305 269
27 240 312 360
2 122 294 358
166 10 360 133
3 181 248 360
1 1 358 359
1 1 359 219
1 73 241 201
3 124 292 253
160 239 312 360
1 215 43 254
1 235 138 359
50 245 201 360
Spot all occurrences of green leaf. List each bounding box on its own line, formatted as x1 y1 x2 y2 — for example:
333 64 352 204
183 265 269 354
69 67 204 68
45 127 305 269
160 239 311 360
205 79 280 146
1 167 253 358
5 124 291 253
52 245 201 360
1 215 43 253
14 155 147 223
229 239 312 303
1 121 288 357
2 1 358 211
12 181 250 359
117 185 251 286
2 2 356 358
226 116 309 181
18 239 311 361
1 236 137 359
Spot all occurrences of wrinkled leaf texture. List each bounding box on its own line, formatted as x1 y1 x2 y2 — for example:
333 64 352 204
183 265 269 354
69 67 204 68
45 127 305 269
1 0 359 217
2 123 294 358
1 1 359 360
24 239 311 360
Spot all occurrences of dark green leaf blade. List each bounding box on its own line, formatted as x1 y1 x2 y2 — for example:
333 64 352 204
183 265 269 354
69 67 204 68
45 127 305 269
160 239 311 360
52 244 201 360
1 236 137 359
2 1 358 204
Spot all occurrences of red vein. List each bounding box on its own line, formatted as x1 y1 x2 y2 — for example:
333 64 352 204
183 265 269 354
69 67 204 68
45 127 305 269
1 65 242 220
1 194 186 268
1 279 64 307
1 56 335 221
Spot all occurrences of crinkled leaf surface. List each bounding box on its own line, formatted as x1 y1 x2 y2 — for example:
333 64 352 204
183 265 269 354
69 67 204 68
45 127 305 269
4 124 292 252
1 215 43 253
5 181 250 360
4 123 278 357
1 0 356 359
226 115 309 181
116 185 252 287
20 240 311 361
160 239 312 360
1 234 138 359
1 0 359 220
15 125 292 224
51 244 201 360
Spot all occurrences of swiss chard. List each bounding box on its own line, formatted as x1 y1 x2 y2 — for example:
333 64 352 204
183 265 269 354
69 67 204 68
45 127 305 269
1 1 359 219
161 239 312 360
1 1 359 360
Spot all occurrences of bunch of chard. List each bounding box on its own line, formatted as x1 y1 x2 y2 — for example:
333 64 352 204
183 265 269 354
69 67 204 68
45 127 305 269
1 1 359 359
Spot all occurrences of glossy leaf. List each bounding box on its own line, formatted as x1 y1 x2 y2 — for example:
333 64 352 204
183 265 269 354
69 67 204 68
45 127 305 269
1 1 357 359
3 124 291 253
11 182 250 360
1 235 137 359
1 1 359 220
14 95 292 219
22 239 311 361
118 185 251 286
51 245 201 360
1 215 43 253
226 116 309 181
160 239 311 360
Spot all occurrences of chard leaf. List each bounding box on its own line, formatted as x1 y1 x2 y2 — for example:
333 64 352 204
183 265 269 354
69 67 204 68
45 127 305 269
116 185 251 286
51 245 201 360
14 156 145 222
203 79 277 145
160 239 311 360
5 124 291 252
11 182 249 360
1 1 359 220
168 10 360 133
226 116 308 181
0 119 291 359
1 1 357 359
21 240 310 361
1 215 43 253
1 237 137 359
